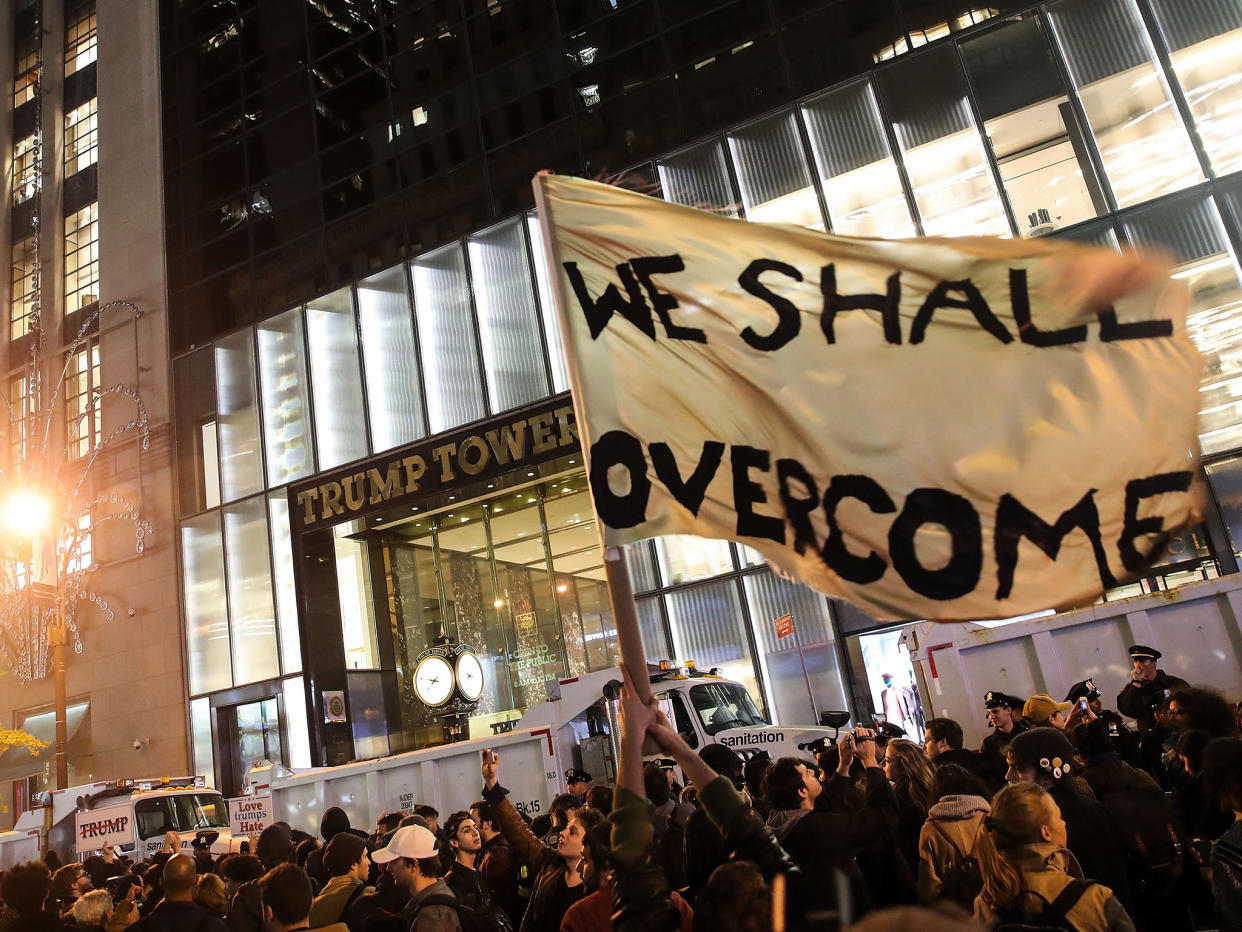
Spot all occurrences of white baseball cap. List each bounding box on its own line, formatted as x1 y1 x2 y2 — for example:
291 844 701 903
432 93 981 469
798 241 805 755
371 824 438 862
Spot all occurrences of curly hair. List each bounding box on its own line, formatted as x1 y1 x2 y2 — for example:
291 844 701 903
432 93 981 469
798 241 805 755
1169 687 1237 738
2 860 52 914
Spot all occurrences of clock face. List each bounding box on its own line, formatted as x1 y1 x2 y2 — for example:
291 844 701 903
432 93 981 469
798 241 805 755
456 651 484 701
414 655 454 707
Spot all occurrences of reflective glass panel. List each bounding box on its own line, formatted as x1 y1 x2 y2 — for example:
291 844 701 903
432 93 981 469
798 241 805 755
282 677 313 769
268 491 302 673
960 16 1102 237
525 215 571 393
306 287 368 469
1145 0 1242 176
182 512 232 694
876 46 1010 236
665 579 762 706
358 266 425 452
257 308 314 486
335 523 381 670
190 697 216 785
728 111 824 229
468 218 550 413
214 329 264 502
656 535 736 585
1122 194 1242 454
625 541 658 592
801 80 916 238
657 138 741 216
223 495 281 685
636 595 670 659
1047 0 1204 207
412 244 487 433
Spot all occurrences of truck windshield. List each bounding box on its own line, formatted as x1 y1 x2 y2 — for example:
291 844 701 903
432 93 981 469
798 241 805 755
689 683 767 735
169 794 230 831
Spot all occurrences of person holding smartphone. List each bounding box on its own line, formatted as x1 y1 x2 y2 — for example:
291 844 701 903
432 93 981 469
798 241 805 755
1066 679 1140 767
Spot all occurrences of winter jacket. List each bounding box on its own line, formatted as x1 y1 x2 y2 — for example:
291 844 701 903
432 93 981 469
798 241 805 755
607 785 682 932
444 862 493 916
402 880 461 932
765 766 896 917
1049 781 1134 913
980 720 1031 787
917 794 989 905
932 748 995 790
1211 819 1242 932
561 880 692 932
310 875 372 928
973 841 1136 932
1116 671 1187 728
482 784 585 932
346 872 409 932
129 901 228 932
478 833 521 922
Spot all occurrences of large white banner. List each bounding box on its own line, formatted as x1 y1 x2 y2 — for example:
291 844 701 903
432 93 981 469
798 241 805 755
533 175 1203 622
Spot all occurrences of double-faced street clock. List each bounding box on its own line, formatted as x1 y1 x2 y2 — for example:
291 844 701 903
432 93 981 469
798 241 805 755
412 637 483 717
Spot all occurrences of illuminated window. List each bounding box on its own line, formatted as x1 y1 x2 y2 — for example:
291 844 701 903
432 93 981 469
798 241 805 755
13 41 38 108
67 513 92 574
11 134 39 206
64 99 98 176
65 203 99 311
65 339 102 460
65 7 98 77
10 237 38 341
8 372 42 466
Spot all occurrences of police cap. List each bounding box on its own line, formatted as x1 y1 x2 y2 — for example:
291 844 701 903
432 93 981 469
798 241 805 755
564 768 592 785
1128 644 1161 661
984 690 1024 710
1064 679 1101 703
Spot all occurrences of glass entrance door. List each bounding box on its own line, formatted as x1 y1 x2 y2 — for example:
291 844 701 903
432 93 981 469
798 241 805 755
230 697 282 795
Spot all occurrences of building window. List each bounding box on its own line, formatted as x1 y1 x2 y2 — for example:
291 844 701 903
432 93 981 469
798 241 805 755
11 134 39 207
65 6 98 77
65 203 99 311
8 372 42 467
67 512 92 574
10 237 38 341
65 339 101 459
64 98 98 176
13 40 38 108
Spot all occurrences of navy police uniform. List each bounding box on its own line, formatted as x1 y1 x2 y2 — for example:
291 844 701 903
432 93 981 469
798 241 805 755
979 690 1030 786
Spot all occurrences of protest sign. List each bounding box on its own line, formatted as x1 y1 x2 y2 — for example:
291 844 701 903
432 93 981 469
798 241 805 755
228 795 272 838
75 803 134 854
533 174 1202 621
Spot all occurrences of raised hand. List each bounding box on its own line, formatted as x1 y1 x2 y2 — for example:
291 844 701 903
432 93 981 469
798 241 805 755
482 748 499 789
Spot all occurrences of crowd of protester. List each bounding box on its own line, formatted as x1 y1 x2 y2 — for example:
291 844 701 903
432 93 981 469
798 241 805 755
1 644 1240 931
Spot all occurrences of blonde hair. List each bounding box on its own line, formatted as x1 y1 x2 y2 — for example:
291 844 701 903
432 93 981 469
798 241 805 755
193 874 229 917
976 782 1058 913
886 739 937 812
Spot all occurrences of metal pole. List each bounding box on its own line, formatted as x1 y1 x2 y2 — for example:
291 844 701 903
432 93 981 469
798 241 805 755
53 596 68 789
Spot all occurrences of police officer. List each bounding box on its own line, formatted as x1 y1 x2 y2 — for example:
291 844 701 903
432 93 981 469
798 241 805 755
980 690 1029 787
1117 644 1187 786
1065 678 1141 767
564 767 591 805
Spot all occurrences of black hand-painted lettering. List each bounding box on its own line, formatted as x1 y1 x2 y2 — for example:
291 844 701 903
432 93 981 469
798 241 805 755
888 488 983 600
909 279 1013 345
1009 268 1087 347
738 259 803 351
630 255 705 343
820 264 902 345
563 261 656 340
776 458 819 556
731 445 784 543
994 489 1116 599
589 431 651 529
1098 307 1173 342
651 440 725 517
820 475 895 584
1119 471 1192 571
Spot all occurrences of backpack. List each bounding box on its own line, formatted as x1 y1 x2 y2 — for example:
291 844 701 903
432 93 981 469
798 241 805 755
414 893 514 932
927 820 983 908
992 879 1094 931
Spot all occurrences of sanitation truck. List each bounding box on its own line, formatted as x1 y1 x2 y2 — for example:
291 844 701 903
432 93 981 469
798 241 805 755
0 775 242 866
263 663 839 838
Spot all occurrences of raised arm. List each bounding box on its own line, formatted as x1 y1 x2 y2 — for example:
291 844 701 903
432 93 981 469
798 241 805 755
480 748 549 870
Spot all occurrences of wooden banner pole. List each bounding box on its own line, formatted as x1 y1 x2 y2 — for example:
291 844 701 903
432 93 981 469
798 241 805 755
602 545 652 704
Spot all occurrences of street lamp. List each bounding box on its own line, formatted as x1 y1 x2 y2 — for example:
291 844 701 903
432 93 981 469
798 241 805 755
2 485 69 789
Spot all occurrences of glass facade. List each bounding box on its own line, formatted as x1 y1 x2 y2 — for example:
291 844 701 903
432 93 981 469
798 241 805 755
165 0 1242 779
